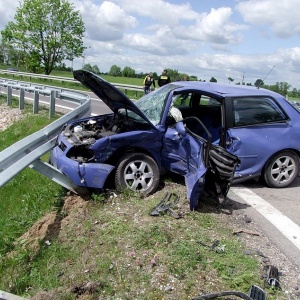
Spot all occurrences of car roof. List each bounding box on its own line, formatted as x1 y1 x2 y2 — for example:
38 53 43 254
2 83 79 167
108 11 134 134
170 81 282 98
74 70 285 123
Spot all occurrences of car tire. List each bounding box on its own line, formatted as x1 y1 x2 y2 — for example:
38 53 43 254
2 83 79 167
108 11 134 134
263 151 299 188
115 153 160 195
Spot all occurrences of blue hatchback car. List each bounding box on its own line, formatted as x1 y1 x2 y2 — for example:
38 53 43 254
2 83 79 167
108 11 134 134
50 70 300 209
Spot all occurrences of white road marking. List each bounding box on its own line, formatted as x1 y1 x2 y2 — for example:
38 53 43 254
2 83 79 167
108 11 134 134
28 98 74 111
231 186 300 250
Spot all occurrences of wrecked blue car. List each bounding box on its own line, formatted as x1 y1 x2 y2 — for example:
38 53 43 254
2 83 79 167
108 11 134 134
51 70 300 209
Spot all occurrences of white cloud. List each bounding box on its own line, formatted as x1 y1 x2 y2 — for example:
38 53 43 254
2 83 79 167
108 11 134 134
73 0 137 41
121 26 194 56
174 7 247 46
77 46 300 88
236 0 300 38
117 0 199 25
0 0 18 29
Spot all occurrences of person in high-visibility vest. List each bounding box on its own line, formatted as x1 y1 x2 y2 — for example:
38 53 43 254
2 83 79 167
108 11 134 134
158 69 171 87
143 72 156 94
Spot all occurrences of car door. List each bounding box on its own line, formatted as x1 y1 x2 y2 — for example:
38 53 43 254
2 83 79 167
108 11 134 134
161 92 239 209
160 94 201 180
225 96 290 181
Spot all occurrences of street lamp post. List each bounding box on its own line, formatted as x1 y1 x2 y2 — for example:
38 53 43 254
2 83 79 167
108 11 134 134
82 54 85 69
71 46 74 72
82 46 91 69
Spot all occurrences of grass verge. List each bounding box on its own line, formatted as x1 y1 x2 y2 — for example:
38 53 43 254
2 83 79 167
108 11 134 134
0 96 63 255
1 189 265 300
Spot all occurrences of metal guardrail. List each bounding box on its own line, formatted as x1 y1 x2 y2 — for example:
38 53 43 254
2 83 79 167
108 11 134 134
0 69 78 82
0 69 144 94
0 289 28 300
1 78 60 117
0 78 92 193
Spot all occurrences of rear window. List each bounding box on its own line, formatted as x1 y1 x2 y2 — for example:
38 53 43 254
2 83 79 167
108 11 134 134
233 97 287 127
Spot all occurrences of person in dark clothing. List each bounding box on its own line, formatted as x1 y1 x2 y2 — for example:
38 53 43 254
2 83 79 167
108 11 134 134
158 69 171 87
180 75 190 105
143 72 156 94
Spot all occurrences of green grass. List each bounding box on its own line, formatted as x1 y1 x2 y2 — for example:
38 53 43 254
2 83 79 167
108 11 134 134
0 189 266 299
1 65 144 85
50 69 145 86
0 69 145 99
0 96 63 255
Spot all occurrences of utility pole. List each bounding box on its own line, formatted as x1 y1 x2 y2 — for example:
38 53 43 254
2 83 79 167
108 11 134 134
82 46 91 68
241 72 246 85
82 54 85 69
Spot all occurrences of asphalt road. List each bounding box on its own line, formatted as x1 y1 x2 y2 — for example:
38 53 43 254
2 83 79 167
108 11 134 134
5 87 300 269
229 177 300 269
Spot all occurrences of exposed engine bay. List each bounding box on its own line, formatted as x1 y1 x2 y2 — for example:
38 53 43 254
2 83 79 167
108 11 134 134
61 112 151 147
62 117 118 147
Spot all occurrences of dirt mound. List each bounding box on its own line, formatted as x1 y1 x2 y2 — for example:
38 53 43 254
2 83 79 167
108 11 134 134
15 194 89 254
0 104 25 131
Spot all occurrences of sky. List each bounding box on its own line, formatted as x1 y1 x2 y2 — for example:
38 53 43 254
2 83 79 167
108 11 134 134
1 0 300 88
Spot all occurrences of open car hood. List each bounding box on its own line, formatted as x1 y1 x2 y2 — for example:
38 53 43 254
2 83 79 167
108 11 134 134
73 70 153 126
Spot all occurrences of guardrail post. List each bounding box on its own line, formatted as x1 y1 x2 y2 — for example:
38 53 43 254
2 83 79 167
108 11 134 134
49 90 55 118
33 90 39 114
19 88 25 110
7 86 12 106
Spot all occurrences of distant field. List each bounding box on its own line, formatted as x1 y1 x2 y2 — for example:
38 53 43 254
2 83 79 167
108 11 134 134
0 67 145 99
51 70 145 86
1 66 299 99
1 65 144 86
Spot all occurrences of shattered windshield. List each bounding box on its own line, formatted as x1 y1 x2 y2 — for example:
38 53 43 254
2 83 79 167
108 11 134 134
134 85 177 125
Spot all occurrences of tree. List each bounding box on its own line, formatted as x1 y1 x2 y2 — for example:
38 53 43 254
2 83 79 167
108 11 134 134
0 39 25 66
210 77 217 82
292 88 298 97
1 0 85 75
122 66 135 77
263 82 291 96
228 77 234 84
92 65 100 74
82 63 93 72
54 62 71 71
163 68 179 82
189 75 198 81
254 79 264 87
109 65 122 76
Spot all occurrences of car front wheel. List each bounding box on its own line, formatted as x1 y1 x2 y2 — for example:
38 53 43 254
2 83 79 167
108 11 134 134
264 151 299 188
115 153 160 195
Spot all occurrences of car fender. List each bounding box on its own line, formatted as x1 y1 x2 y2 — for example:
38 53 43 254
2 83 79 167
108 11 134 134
65 162 115 188
51 147 115 188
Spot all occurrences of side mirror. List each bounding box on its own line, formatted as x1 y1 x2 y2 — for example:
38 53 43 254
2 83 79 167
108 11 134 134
176 121 186 137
